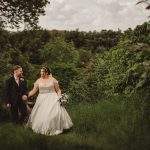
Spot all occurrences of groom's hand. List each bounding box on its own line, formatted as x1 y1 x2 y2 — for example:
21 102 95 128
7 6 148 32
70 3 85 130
22 95 27 101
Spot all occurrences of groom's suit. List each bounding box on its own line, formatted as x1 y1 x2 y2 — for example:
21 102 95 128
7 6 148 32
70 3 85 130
5 76 28 124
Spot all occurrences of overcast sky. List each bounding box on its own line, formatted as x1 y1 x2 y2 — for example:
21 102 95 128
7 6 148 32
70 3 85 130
39 0 150 31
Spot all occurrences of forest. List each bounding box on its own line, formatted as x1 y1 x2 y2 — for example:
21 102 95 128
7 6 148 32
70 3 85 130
0 22 149 101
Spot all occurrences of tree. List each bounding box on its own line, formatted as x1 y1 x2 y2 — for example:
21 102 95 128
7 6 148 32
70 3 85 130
38 37 79 65
137 0 150 17
132 22 150 44
137 0 150 8
0 0 50 29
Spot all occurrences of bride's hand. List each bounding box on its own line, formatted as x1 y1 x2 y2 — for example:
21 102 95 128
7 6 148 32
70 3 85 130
6 103 11 108
58 94 62 97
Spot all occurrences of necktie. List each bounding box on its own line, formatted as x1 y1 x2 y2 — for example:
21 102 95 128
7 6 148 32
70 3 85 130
16 78 19 86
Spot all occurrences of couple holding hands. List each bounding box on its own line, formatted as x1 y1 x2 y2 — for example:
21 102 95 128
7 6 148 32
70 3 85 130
5 65 73 136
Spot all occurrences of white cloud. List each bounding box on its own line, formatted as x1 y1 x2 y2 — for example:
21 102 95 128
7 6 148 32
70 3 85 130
55 0 64 4
39 0 150 31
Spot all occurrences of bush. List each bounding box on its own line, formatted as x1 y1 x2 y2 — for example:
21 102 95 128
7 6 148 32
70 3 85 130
50 63 80 92
69 41 150 101
102 42 150 95
69 71 103 102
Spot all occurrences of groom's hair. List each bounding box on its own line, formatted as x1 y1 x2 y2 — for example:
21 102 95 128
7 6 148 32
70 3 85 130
13 65 22 71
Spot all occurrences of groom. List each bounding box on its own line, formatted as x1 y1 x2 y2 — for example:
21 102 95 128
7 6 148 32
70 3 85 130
5 65 28 124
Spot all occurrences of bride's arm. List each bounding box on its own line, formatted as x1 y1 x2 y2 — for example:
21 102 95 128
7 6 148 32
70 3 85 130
28 80 39 97
28 86 38 97
53 78 61 96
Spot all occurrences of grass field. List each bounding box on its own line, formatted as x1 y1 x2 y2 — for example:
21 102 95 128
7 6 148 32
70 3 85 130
0 95 149 150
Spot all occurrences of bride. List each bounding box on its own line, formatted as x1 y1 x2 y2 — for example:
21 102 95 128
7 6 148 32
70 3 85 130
26 67 73 136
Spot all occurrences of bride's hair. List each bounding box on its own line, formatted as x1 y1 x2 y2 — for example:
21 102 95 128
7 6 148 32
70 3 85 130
42 67 51 75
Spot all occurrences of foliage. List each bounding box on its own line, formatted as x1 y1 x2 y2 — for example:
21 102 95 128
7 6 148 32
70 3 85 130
0 22 149 102
64 29 122 52
102 42 150 95
69 71 102 102
38 37 79 65
131 22 150 44
69 41 150 101
50 63 80 92
77 49 93 68
0 0 50 29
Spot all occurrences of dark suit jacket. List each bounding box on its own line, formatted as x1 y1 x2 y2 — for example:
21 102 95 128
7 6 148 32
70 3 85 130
5 76 28 105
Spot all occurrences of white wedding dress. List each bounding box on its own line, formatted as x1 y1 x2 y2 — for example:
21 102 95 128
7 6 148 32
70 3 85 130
27 79 73 136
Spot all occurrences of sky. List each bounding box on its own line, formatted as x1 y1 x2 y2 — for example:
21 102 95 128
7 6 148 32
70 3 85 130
39 0 150 31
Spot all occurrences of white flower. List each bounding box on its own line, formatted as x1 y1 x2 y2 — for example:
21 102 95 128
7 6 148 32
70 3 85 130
58 93 69 105
20 78 24 81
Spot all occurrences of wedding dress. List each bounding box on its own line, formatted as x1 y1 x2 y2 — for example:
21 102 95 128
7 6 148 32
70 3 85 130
27 79 73 136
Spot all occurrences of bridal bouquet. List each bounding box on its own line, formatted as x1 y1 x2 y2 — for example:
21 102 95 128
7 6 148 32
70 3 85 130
58 93 69 105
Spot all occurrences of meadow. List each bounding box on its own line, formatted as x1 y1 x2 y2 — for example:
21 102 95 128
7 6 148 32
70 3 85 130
0 95 149 150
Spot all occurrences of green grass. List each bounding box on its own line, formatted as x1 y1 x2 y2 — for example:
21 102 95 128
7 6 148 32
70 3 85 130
0 95 150 150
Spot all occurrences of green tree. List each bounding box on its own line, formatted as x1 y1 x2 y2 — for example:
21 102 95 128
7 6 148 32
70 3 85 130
38 37 79 65
64 29 122 52
131 22 150 44
0 0 50 29
97 42 150 95
51 63 80 92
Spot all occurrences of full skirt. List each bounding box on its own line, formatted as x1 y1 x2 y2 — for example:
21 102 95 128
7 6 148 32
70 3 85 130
27 92 73 136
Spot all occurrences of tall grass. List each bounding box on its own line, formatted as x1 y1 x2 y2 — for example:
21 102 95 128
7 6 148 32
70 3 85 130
0 94 149 150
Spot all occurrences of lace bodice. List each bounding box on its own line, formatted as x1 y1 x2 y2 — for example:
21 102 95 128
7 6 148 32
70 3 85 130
35 79 58 94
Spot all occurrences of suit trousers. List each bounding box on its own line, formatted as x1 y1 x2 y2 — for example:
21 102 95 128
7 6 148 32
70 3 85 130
10 96 27 124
